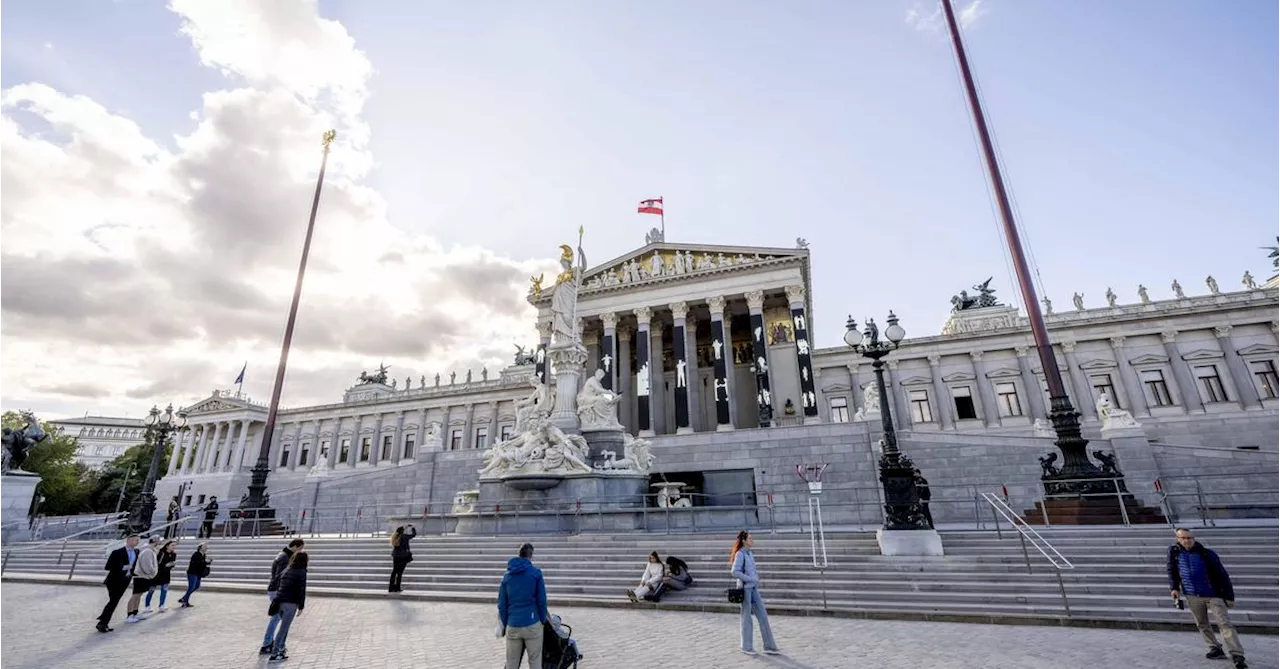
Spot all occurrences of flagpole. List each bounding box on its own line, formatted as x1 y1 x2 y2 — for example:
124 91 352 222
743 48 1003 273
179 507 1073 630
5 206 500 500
243 129 336 516
660 198 665 239
939 0 1099 486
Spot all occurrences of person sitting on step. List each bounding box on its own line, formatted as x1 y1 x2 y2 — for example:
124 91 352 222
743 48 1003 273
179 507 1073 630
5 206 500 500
627 551 664 603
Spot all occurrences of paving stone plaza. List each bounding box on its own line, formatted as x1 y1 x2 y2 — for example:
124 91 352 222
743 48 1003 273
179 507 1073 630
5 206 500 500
0 582 1275 669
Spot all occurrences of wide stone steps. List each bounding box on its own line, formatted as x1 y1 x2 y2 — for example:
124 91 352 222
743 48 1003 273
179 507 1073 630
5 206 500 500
5 527 1275 630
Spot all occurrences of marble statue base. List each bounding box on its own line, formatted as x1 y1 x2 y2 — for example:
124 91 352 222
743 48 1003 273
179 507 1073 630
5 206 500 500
2 471 41 529
876 528 945 556
581 429 626 468
458 472 648 534
547 342 589 434
1101 424 1147 440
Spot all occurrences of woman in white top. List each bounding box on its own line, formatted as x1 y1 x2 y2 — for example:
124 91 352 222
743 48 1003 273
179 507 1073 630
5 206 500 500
626 551 664 603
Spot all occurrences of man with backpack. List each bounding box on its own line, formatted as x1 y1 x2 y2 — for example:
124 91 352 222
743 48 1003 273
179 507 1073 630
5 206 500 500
261 538 305 655
1168 528 1248 668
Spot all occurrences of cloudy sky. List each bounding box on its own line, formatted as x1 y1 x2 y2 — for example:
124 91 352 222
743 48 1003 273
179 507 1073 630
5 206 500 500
2 1 1275 420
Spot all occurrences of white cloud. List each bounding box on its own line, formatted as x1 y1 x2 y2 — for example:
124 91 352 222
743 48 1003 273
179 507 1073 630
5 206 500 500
906 0 987 35
2 1 555 416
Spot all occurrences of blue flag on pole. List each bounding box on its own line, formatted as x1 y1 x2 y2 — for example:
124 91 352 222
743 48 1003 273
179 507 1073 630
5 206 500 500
234 362 246 386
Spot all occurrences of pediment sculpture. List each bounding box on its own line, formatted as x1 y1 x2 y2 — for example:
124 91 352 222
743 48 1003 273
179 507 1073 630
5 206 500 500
357 363 390 386
582 249 781 290
950 277 1000 311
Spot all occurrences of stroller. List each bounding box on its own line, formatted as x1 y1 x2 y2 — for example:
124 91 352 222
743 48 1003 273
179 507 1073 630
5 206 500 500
542 614 583 669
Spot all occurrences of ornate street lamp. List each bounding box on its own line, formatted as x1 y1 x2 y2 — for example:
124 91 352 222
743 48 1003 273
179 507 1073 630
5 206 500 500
124 404 187 536
843 312 931 530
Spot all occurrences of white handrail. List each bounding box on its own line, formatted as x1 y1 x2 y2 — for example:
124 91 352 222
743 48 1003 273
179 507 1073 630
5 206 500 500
980 492 1074 570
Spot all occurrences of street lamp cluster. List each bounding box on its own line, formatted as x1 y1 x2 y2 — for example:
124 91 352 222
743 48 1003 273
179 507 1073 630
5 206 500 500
843 312 931 531
124 404 188 536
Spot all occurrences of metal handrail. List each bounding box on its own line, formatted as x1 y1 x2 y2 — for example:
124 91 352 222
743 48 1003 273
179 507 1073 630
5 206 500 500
980 491 1074 617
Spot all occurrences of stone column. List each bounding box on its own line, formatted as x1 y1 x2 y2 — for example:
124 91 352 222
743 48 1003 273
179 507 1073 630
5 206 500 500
441 406 453 450
686 319 702 431
651 325 667 434
1109 336 1150 417
618 327 634 433
487 402 499 448
1215 325 1260 410
785 285 820 420
285 424 302 470
1015 347 1048 419
219 421 241 472
167 429 186 476
535 320 552 385
600 312 619 391
745 290 774 427
669 301 694 434
371 413 386 464
1061 341 1094 419
350 415 363 467
847 364 865 414
926 355 954 429
188 424 210 474
1162 330 1201 414
247 429 265 471
708 296 734 431
969 351 1001 426
202 422 225 473
547 334 589 434
228 419 250 472
634 306 654 436
392 411 405 464
886 360 907 429
463 404 476 449
326 418 341 468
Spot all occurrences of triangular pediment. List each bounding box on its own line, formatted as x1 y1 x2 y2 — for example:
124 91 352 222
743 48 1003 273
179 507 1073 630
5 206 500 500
544 242 808 299
1238 343 1279 356
942 372 976 383
1129 353 1170 365
1078 358 1118 370
183 393 260 416
984 368 1022 379
821 383 851 393
899 375 933 386
1180 349 1225 361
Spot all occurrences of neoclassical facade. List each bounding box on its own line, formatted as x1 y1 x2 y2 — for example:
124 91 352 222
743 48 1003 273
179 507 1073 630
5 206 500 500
142 237 1277 508
49 416 148 469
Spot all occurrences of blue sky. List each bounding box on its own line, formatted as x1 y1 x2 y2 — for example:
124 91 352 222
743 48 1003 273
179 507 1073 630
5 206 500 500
2 0 1276 416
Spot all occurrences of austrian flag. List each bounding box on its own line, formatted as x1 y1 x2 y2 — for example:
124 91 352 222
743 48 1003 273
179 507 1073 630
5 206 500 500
637 198 663 215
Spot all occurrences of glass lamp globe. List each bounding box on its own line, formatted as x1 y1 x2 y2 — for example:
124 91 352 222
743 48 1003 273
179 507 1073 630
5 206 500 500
144 407 160 427
175 412 189 429
885 315 906 344
842 316 861 348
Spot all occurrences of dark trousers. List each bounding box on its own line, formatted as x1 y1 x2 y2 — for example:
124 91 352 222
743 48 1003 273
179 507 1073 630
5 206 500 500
921 502 934 528
98 578 131 626
199 519 214 538
389 558 409 591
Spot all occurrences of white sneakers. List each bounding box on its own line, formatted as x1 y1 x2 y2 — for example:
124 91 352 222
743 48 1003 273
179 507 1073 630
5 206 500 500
157 606 167 613
126 615 140 623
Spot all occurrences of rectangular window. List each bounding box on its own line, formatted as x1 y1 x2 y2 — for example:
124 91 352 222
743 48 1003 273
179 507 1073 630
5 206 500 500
299 443 310 467
908 389 933 423
197 494 206 505
475 426 489 449
1251 360 1278 399
951 386 977 420
278 446 290 467
829 396 849 423
319 440 329 465
184 495 192 506
995 382 1023 417
500 425 513 441
339 439 350 463
360 437 372 461
1140 369 1174 406
381 435 393 460
1089 374 1120 408
403 435 416 459
450 429 463 450
1193 365 1229 404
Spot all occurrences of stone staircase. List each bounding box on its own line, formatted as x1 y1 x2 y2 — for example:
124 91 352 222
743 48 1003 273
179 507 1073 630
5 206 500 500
3 525 1275 631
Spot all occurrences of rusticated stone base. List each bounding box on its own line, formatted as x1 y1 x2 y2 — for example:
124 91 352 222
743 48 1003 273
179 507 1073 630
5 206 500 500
1022 496 1166 525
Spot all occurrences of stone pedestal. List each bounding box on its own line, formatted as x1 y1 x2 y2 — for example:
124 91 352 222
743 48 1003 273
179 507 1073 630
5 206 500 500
581 429 626 468
1022 496 1166 525
547 343 589 433
876 528 944 556
2 471 41 531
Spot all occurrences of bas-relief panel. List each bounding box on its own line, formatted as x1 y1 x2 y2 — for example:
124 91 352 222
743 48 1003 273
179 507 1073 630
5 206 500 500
582 249 785 290
764 306 793 345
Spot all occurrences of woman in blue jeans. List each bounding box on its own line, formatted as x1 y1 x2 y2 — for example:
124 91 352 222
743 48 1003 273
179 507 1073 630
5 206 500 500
267 550 308 663
178 543 209 607
730 530 780 656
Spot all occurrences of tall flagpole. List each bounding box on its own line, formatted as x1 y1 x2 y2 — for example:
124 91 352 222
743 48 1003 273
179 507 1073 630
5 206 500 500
243 129 336 515
939 0 1103 490
660 198 665 239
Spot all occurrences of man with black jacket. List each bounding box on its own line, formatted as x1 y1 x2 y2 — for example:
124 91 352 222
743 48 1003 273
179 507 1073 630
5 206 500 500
96 534 140 633
199 497 219 539
260 538 305 654
1168 528 1248 668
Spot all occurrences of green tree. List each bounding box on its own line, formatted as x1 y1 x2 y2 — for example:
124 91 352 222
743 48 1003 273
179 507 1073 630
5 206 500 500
89 438 172 514
2 411 95 515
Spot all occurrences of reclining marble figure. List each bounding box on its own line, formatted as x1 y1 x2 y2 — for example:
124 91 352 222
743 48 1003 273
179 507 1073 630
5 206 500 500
577 369 623 431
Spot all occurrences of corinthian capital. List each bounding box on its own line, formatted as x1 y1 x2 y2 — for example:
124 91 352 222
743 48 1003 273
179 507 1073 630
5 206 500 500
600 312 618 330
707 295 727 315
668 301 690 320
784 284 806 305
633 306 653 324
744 290 766 311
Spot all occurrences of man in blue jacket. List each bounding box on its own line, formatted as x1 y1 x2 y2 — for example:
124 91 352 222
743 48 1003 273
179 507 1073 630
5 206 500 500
1167 528 1247 668
497 543 548 669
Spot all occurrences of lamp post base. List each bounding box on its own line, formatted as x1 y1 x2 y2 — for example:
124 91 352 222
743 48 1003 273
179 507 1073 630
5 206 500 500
240 461 275 519
124 492 157 536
